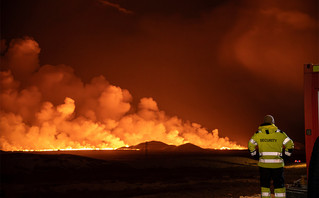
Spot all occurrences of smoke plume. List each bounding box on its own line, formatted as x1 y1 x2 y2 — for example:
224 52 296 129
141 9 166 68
0 38 244 151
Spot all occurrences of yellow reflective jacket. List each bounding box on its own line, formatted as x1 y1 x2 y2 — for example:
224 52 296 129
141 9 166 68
248 123 294 168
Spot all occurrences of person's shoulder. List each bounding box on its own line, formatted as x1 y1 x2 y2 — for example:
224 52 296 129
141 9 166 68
275 128 284 133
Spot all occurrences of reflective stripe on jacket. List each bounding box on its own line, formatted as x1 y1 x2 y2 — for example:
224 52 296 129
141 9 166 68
248 123 294 168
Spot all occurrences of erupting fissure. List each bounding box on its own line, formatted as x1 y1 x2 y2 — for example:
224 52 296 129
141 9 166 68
0 38 246 151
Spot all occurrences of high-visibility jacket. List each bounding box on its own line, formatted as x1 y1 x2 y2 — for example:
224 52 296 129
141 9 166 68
248 123 294 168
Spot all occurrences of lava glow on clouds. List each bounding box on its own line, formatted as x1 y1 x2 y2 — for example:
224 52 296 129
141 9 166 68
0 38 245 151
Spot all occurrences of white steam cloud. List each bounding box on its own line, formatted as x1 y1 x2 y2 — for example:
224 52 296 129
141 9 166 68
0 38 244 151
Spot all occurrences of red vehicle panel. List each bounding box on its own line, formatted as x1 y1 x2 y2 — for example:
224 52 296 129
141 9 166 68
304 64 319 173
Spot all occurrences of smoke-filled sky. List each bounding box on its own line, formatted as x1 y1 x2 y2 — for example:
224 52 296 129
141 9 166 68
0 0 318 149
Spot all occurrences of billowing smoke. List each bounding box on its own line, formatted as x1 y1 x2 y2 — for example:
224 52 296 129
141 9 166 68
220 3 318 90
1 38 40 81
0 38 244 151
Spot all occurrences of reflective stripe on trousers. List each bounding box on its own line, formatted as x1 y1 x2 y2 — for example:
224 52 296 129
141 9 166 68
262 192 270 197
274 187 286 198
260 152 282 156
262 192 286 197
259 159 283 163
261 187 270 198
275 192 286 197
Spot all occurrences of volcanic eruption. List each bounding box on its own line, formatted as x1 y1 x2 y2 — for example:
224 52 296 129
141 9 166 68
0 37 245 151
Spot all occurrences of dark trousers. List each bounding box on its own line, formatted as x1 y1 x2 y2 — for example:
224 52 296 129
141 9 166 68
259 167 285 188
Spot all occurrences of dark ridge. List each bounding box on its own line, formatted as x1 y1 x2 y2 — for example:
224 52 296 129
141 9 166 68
174 143 204 152
130 140 176 151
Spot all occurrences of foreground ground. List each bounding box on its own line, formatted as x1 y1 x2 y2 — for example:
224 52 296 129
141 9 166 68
0 150 306 198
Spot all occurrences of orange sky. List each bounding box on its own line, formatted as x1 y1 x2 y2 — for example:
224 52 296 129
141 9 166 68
1 0 318 147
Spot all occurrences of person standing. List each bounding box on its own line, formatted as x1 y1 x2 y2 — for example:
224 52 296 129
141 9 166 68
248 115 294 198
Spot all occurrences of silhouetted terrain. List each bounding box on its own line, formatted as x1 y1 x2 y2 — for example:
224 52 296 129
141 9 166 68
120 141 204 152
0 145 306 198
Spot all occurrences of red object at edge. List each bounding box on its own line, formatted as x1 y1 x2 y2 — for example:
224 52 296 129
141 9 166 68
304 64 319 176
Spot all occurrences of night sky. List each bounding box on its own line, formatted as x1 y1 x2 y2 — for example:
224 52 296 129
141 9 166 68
1 0 318 147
